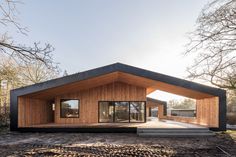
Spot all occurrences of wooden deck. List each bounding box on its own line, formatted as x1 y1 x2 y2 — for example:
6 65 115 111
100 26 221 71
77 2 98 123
26 118 206 129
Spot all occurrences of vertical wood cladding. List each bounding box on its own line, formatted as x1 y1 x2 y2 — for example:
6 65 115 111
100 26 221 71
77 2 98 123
18 97 53 127
196 97 219 127
54 82 146 124
17 81 219 128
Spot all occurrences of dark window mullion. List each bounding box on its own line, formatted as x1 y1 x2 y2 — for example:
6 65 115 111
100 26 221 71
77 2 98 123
144 102 146 122
99 101 146 123
129 102 131 123
113 101 115 123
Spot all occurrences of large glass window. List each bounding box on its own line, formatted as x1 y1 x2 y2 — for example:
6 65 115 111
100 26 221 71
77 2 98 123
98 101 146 123
99 102 114 122
60 99 79 118
114 102 129 122
130 102 145 122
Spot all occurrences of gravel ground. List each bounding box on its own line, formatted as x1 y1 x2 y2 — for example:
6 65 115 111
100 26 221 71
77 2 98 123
0 128 235 157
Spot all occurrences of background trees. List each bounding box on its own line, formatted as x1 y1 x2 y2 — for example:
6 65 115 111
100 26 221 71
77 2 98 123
0 0 56 68
0 0 61 88
0 0 61 126
0 0 61 97
168 99 196 110
186 0 236 90
186 0 236 124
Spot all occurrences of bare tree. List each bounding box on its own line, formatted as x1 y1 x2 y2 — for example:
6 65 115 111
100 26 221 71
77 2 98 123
227 90 236 112
20 60 60 85
0 57 23 89
0 56 60 87
185 0 236 90
0 0 56 68
168 99 196 110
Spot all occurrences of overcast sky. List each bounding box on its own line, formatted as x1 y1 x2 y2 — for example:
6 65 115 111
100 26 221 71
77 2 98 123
10 0 210 100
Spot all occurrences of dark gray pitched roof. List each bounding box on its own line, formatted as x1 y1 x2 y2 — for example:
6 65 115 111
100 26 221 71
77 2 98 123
11 62 225 96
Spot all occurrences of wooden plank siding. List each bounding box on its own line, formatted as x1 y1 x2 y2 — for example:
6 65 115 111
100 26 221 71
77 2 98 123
26 72 214 100
18 81 146 127
196 97 219 127
18 97 53 127
54 82 146 124
17 81 219 128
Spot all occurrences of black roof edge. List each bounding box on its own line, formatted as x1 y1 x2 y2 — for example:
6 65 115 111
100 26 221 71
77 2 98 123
146 97 167 105
115 63 226 96
11 62 119 95
11 62 226 97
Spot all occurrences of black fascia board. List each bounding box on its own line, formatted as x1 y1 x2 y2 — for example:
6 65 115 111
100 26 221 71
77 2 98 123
115 63 225 97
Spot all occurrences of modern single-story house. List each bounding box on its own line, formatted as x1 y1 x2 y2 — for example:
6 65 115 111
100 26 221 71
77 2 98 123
10 63 226 132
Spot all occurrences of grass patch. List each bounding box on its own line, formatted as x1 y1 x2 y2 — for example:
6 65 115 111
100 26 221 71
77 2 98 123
219 130 236 141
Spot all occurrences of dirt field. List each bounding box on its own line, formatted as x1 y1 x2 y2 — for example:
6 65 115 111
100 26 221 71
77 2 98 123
0 128 235 157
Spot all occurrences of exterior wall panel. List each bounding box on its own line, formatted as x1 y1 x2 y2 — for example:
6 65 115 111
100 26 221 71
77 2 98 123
196 97 219 127
18 97 53 127
54 82 146 124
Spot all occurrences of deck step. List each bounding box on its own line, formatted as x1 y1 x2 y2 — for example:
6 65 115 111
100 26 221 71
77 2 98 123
138 132 215 137
137 128 210 133
137 128 215 137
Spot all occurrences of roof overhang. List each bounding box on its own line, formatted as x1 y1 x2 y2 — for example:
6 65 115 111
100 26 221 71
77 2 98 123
11 63 225 100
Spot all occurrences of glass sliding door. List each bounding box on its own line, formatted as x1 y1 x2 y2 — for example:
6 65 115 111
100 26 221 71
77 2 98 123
98 101 146 123
114 102 129 122
130 102 145 122
98 102 114 122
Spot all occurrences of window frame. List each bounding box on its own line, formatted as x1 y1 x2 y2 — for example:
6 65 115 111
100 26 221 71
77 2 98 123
60 99 80 118
98 101 146 123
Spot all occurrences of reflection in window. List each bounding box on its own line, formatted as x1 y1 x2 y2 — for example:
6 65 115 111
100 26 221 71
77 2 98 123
60 99 79 118
130 102 145 122
114 102 129 122
99 102 114 122
98 101 146 123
